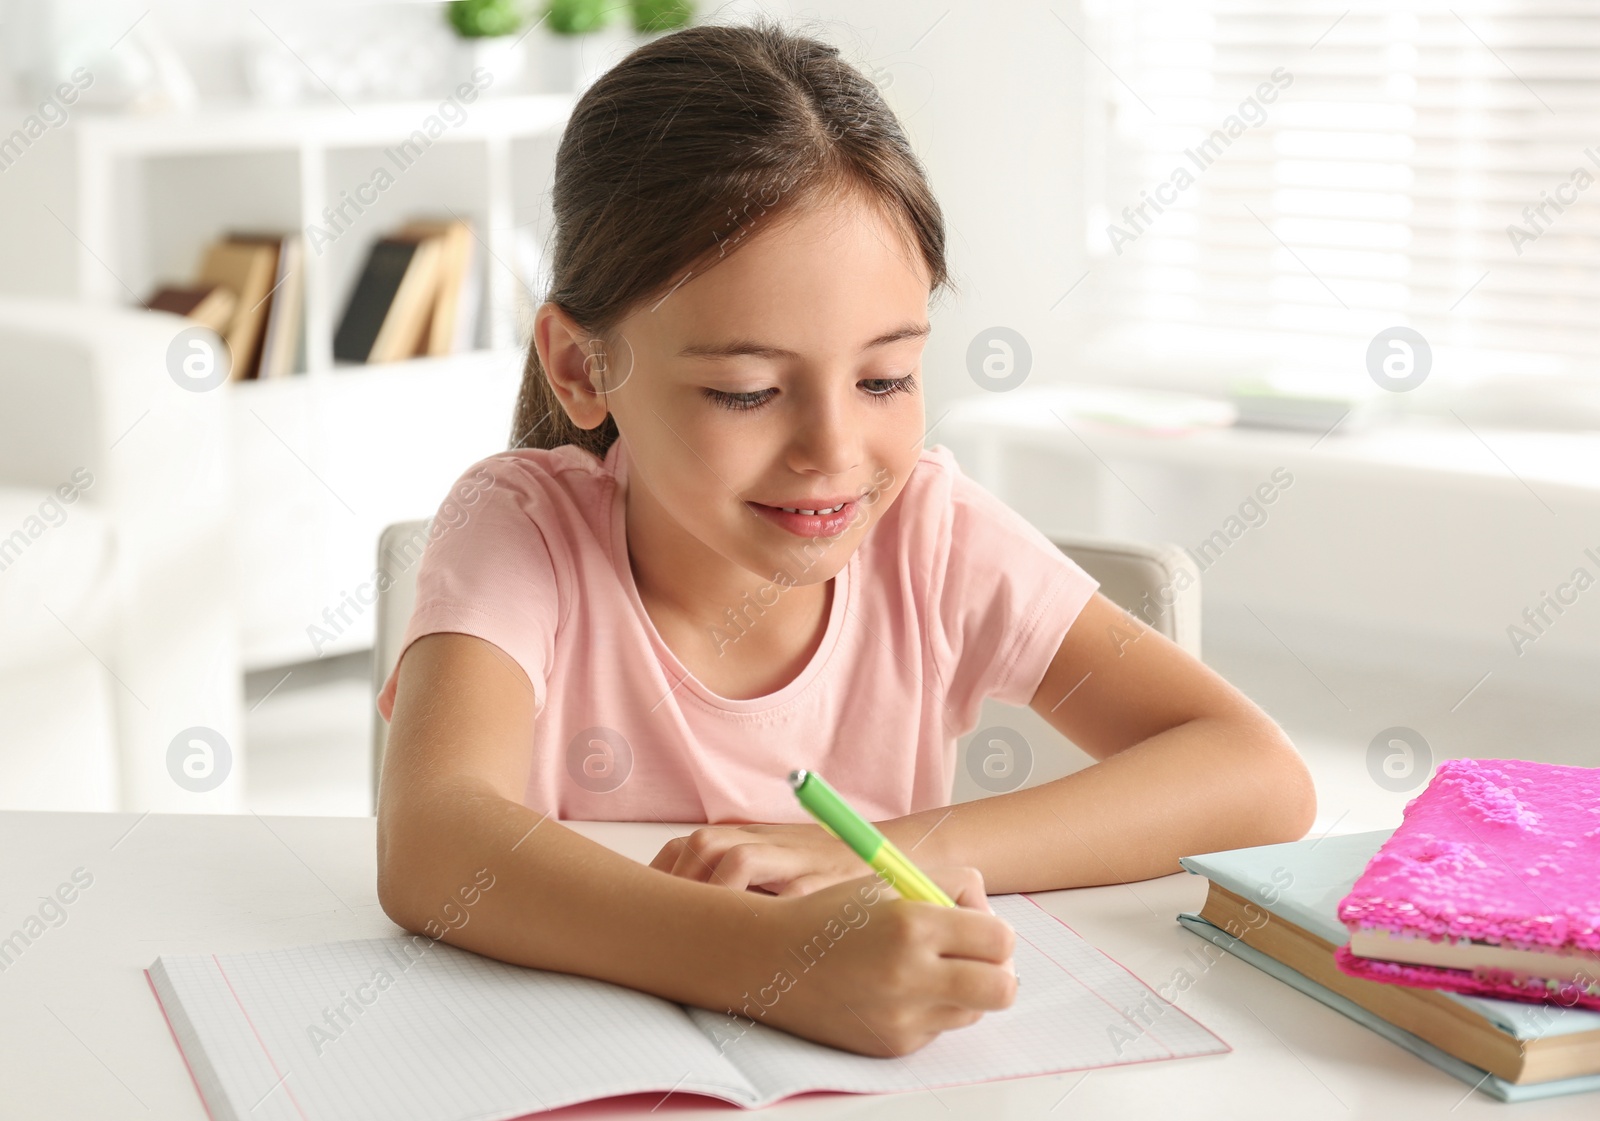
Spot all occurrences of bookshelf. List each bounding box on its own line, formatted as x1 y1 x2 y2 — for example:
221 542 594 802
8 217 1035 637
61 94 575 669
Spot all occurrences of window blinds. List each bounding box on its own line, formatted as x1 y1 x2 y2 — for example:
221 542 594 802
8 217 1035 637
1078 1 1600 388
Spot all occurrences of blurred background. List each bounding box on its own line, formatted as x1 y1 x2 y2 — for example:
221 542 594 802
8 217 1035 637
0 0 1595 826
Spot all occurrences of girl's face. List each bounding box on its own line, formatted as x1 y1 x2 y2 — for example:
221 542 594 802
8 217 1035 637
603 191 932 587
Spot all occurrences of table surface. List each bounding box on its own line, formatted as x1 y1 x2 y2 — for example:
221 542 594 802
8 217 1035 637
0 811 1589 1120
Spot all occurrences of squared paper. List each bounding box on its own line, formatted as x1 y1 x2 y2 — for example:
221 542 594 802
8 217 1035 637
148 894 1228 1120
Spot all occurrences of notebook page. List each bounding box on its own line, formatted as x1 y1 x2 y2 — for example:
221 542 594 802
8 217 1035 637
149 933 759 1121
685 893 1230 1105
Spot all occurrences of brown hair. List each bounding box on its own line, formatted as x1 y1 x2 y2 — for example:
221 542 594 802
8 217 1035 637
509 17 952 456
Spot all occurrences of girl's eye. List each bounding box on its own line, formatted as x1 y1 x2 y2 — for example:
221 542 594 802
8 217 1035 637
861 375 916 400
702 375 916 412
703 388 776 411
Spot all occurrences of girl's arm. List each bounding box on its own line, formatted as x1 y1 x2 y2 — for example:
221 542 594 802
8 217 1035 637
376 632 761 1005
879 592 1318 894
375 632 1018 1056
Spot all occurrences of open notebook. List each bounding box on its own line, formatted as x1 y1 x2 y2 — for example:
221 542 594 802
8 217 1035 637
148 894 1227 1120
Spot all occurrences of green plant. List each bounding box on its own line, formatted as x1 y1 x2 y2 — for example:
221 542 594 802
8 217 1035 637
629 0 693 33
544 0 612 35
541 0 692 36
447 0 526 38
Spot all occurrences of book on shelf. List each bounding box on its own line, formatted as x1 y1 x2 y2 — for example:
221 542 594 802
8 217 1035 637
334 217 487 366
1178 829 1600 1102
224 231 304 379
195 238 279 381
396 217 474 357
141 232 304 379
143 283 237 335
451 225 483 352
333 233 445 365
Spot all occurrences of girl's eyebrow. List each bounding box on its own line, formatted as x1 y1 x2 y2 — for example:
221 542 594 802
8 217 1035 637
676 321 930 360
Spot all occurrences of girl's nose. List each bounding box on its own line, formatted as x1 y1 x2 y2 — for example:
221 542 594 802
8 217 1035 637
789 396 860 477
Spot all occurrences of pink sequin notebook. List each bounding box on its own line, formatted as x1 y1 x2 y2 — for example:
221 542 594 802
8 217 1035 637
1334 757 1600 1010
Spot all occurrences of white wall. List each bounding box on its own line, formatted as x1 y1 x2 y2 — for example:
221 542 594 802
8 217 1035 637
6 0 1591 777
771 0 1090 422
2 0 1090 404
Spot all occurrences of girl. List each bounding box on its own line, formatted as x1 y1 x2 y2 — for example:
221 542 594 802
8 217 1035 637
376 19 1316 1059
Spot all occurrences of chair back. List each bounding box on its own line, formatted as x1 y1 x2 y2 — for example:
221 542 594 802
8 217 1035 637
369 521 1202 803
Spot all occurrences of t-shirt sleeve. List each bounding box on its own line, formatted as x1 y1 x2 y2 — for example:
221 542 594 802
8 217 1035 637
375 456 563 723
929 452 1100 714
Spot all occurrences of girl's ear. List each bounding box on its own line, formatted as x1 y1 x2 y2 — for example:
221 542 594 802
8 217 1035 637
534 301 611 430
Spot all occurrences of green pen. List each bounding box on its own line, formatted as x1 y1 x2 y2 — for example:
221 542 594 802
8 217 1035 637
788 769 955 905
789 769 1019 983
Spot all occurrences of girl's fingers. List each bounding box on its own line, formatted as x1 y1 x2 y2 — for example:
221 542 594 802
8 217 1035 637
927 1003 988 1032
930 903 1014 965
647 838 684 872
780 873 829 897
670 842 717 882
653 829 822 895
673 837 762 888
707 843 801 893
912 866 1016 979
665 826 746 882
932 956 1020 1014
922 866 992 913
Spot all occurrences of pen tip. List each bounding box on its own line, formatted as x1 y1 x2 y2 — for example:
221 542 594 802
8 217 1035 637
788 769 807 789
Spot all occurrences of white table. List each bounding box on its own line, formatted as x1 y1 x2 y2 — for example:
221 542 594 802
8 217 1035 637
0 811 1585 1119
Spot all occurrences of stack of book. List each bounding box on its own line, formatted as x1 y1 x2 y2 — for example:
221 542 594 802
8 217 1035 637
333 218 478 365
139 216 481 378
1179 758 1600 1102
1227 371 1378 433
143 231 303 380
1334 758 1600 1011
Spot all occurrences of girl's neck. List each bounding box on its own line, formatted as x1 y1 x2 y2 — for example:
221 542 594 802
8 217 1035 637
622 459 837 699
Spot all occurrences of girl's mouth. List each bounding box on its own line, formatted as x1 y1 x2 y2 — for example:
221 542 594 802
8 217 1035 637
747 500 856 538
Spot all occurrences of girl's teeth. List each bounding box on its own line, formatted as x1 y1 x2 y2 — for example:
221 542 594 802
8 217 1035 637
779 503 843 515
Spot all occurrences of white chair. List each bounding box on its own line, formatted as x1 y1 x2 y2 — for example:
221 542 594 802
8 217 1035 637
369 519 1200 807
370 518 431 791
0 298 244 811
0 484 119 809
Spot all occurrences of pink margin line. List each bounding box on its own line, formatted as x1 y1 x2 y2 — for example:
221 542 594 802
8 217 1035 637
140 895 1230 1119
212 953 313 1121
144 968 219 1121
1015 892 1233 1059
763 1045 1233 1108
1009 916 1176 1057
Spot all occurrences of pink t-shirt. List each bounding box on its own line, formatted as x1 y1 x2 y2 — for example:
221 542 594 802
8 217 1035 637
376 438 1099 824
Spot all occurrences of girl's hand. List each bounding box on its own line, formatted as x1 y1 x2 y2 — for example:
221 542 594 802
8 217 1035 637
732 866 1017 1057
648 823 870 896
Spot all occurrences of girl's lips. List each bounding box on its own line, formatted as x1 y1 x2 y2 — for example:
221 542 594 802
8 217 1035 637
747 500 857 538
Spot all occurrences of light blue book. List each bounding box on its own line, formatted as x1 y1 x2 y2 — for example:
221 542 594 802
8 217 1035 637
1178 829 1600 1103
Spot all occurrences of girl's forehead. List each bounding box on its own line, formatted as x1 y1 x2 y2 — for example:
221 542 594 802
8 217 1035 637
660 199 931 318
